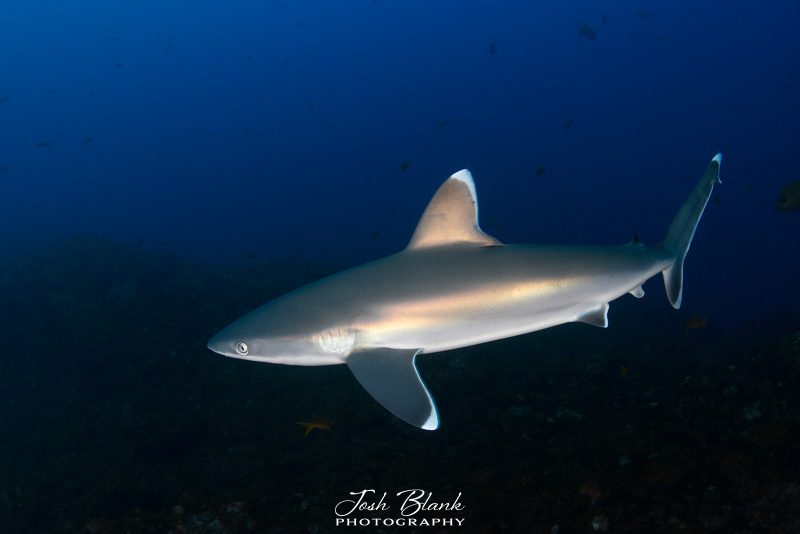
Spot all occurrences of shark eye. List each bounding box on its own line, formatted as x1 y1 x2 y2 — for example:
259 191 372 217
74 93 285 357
235 342 249 355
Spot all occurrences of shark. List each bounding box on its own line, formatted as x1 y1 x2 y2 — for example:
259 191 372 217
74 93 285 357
208 154 722 430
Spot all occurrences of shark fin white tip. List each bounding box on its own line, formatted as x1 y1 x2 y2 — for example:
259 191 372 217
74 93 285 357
449 169 477 201
421 409 439 430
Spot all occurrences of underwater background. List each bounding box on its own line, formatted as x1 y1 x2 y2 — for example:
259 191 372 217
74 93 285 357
1 0 799 532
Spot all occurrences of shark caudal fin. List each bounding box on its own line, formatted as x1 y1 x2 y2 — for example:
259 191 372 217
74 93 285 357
660 154 722 309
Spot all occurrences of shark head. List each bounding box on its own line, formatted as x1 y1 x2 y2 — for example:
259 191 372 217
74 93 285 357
207 292 356 366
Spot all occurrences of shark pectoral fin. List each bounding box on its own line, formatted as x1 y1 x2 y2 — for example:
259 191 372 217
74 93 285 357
346 348 439 430
576 303 609 328
629 285 645 298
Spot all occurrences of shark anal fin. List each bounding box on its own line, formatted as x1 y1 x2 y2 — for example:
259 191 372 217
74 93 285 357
576 303 609 328
629 285 645 298
407 170 502 250
346 348 439 430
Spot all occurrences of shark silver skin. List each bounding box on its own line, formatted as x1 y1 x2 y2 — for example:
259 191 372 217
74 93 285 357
209 154 722 430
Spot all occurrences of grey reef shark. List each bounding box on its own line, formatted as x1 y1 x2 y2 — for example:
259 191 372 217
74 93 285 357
209 154 723 430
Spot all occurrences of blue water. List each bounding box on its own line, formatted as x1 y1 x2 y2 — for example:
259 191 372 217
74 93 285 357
2 3 800 532
1 1 798 324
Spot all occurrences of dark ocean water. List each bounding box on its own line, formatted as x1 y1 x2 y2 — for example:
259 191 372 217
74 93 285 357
1 1 799 532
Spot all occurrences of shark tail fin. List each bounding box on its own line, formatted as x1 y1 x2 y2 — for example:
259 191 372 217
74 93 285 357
660 154 722 309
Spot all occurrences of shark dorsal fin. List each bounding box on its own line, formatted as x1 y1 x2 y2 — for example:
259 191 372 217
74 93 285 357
407 169 502 250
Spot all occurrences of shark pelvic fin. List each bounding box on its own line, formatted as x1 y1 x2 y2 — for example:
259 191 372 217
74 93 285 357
346 348 439 430
407 170 502 250
629 285 645 298
576 302 609 328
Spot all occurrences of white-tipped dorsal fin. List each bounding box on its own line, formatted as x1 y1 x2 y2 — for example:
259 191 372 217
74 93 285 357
407 169 502 250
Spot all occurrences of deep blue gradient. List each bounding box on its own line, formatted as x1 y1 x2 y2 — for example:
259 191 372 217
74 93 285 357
1 0 798 325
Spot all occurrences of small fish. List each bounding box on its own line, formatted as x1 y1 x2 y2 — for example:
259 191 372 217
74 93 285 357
437 118 452 129
619 365 630 377
536 165 545 177
565 118 574 131
400 161 410 171
370 231 380 241
297 418 333 436
35 141 51 148
112 63 124 68
578 23 597 40
0 166 8 173
489 41 496 56
684 314 709 334
602 14 608 24
0 96 10 103
82 137 94 144
775 181 800 212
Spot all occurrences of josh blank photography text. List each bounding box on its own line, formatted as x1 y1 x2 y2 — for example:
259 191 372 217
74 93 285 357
335 489 466 527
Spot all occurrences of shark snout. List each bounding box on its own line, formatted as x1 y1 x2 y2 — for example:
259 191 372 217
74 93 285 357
207 326 247 358
206 334 223 355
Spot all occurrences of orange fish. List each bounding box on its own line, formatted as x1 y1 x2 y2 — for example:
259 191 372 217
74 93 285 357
684 314 709 334
296 418 333 436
